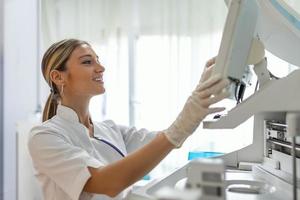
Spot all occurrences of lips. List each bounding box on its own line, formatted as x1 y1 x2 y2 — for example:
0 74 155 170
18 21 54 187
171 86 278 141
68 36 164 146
92 76 104 83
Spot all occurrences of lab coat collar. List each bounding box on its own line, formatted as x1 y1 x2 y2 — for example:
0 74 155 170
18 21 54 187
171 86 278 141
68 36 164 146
56 104 80 123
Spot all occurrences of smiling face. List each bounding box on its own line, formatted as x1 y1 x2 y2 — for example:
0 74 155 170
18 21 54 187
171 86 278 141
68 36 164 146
56 44 106 98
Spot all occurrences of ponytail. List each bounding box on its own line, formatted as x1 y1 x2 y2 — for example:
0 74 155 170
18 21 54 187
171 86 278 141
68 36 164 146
42 93 59 122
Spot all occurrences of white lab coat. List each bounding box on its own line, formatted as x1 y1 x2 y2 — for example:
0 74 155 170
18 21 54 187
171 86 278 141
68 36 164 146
28 105 157 200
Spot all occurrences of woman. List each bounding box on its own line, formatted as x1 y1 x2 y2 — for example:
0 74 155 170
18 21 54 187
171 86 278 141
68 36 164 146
28 39 229 200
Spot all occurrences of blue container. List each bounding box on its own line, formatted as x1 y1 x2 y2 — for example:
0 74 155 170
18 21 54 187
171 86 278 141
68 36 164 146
188 151 224 160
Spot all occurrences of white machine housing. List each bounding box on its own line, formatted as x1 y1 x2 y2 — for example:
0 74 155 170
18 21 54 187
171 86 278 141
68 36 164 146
186 159 225 200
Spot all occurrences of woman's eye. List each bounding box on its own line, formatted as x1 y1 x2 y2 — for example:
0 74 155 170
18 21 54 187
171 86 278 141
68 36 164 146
82 60 92 65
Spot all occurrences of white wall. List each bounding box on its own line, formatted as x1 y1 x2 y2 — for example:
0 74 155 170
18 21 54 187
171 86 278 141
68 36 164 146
3 0 39 199
0 0 4 198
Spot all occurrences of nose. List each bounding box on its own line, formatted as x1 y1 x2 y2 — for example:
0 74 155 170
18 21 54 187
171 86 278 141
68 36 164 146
95 62 105 73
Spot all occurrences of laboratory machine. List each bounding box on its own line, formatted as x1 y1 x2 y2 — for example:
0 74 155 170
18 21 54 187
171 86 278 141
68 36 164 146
128 0 300 199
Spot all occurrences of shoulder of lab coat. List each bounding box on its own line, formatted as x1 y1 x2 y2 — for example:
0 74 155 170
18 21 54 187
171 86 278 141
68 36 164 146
28 120 103 200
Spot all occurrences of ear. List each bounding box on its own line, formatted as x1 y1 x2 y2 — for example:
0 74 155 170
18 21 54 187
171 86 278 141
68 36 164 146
49 69 66 86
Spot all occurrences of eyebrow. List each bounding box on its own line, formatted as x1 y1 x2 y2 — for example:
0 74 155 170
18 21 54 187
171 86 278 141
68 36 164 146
79 54 99 59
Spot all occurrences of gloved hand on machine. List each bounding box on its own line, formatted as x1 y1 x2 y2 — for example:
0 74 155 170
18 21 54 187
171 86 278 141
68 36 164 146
164 57 230 147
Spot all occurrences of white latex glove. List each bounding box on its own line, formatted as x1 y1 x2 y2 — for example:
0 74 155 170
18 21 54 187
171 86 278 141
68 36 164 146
200 56 216 82
164 61 229 148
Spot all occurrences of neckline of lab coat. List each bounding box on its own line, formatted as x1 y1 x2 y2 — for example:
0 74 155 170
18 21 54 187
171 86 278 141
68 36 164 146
56 104 92 124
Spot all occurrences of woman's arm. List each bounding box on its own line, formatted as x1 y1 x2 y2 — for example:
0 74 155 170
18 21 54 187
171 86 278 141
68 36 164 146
103 120 158 154
83 132 174 197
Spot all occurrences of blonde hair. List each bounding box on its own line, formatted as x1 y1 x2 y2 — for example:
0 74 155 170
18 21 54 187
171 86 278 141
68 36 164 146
41 39 90 122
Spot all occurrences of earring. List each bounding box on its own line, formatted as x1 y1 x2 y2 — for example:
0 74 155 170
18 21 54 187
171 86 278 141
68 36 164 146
60 85 64 97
